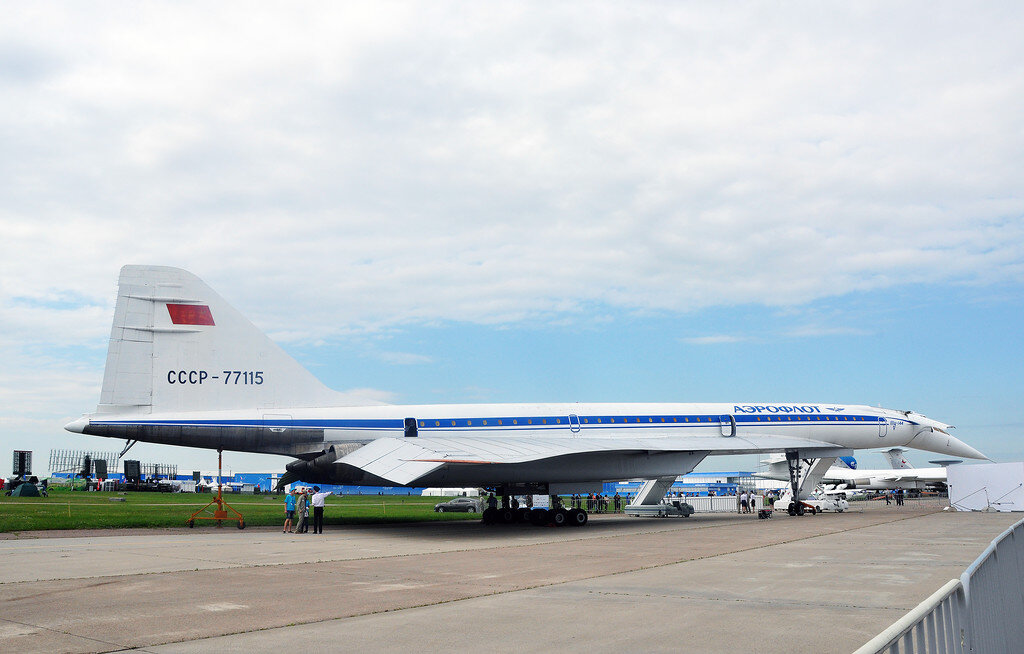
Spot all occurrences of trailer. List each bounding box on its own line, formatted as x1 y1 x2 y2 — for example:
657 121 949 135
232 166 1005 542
626 499 695 518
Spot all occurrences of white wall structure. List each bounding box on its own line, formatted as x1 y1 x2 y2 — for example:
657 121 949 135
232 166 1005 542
948 462 1024 512
420 488 480 497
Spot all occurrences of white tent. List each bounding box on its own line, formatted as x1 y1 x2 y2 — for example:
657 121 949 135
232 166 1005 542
948 462 1024 512
420 487 480 497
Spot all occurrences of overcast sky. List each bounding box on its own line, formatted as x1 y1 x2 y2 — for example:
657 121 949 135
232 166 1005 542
2 2 1022 478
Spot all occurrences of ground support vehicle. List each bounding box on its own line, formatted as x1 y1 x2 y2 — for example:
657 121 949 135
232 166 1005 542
625 499 695 518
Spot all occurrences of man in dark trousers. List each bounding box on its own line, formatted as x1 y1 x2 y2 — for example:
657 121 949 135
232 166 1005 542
310 486 334 534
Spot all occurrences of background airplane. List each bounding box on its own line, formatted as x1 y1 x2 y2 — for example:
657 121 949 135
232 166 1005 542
757 447 957 491
66 266 986 523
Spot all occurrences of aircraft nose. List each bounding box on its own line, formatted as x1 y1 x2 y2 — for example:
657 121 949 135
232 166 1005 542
908 426 987 460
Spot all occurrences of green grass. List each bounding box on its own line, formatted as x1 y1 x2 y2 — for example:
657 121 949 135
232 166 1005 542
0 487 479 532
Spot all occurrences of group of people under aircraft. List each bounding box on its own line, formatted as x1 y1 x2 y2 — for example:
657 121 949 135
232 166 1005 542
570 493 626 513
739 491 758 513
484 492 633 513
882 488 907 506
279 483 913 531
283 486 334 534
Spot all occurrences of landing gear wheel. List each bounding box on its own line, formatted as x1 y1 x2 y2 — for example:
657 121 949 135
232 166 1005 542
795 503 806 516
499 508 515 524
568 508 588 526
187 519 195 528
482 507 498 524
787 503 796 516
551 508 568 527
529 508 548 526
237 520 245 529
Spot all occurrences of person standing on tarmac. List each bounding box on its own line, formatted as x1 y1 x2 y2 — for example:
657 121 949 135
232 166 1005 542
294 489 309 534
310 486 334 534
284 489 297 533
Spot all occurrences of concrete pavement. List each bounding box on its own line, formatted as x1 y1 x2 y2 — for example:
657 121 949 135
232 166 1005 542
0 498 1018 653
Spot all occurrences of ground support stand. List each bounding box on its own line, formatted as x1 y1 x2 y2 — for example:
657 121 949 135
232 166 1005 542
187 449 245 529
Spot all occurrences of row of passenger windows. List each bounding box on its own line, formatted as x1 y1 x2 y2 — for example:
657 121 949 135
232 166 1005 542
418 415 874 428
751 415 870 422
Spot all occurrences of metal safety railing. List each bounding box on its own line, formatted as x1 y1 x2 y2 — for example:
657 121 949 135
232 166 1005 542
854 517 1024 654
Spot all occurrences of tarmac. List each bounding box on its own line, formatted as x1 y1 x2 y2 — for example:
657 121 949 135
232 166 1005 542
0 497 1020 654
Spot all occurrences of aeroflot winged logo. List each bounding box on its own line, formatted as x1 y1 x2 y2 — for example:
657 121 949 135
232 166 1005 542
166 303 215 326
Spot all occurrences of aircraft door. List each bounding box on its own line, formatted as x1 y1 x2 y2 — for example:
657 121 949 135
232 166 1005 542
404 417 418 437
878 417 888 438
568 414 581 434
719 414 736 437
262 413 292 433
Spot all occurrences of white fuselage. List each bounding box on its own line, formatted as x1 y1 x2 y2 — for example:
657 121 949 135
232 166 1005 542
80 402 949 455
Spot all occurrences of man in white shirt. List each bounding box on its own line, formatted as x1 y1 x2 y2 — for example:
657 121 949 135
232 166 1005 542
310 486 334 534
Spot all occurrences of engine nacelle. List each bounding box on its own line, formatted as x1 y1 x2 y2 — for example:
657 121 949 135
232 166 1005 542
285 447 341 484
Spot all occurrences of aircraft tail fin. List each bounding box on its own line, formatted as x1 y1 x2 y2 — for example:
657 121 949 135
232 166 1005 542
882 447 914 470
97 265 340 415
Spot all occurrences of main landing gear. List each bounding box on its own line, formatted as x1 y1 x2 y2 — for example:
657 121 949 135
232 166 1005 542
480 490 589 527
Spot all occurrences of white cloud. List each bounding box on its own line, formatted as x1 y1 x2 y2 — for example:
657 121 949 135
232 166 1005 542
683 335 749 345
328 388 399 406
376 351 434 366
783 325 874 339
3 4 1023 348
2 2 1023 472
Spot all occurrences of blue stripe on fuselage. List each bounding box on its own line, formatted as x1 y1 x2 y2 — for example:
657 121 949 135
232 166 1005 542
91 413 888 431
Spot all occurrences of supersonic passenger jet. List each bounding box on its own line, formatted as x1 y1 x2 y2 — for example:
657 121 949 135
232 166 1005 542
66 266 986 525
